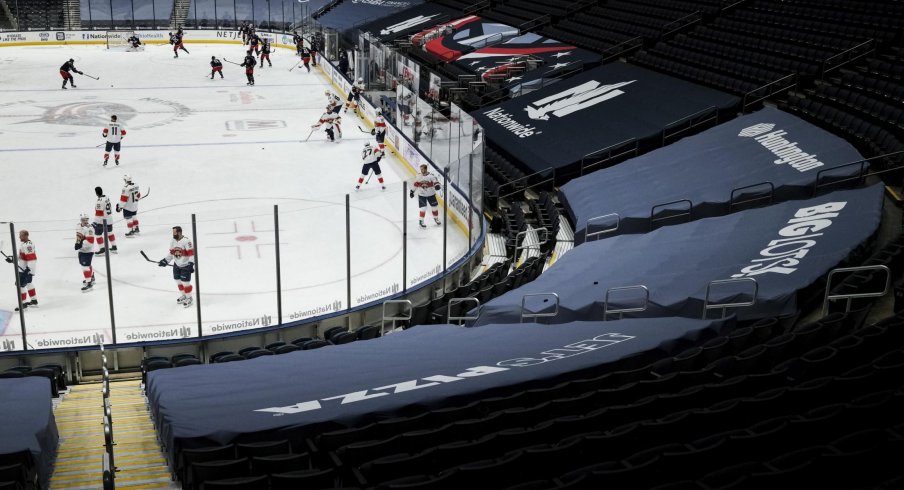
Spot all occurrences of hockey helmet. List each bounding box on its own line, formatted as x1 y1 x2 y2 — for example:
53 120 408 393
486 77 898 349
123 174 132 184
363 142 372 149
79 213 89 222
357 77 363 83
374 108 382 115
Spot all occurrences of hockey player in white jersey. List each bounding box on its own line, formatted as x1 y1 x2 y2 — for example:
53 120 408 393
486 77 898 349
326 90 343 114
102 114 126 166
6 230 37 310
118 174 141 237
158 226 196 307
75 214 96 291
355 143 386 191
371 107 387 150
409 163 442 227
344 78 365 114
93 186 118 254
312 112 342 142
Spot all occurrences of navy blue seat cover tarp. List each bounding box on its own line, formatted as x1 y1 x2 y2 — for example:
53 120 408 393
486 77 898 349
471 62 740 176
474 184 884 326
358 3 461 42
0 377 59 488
560 107 868 243
318 0 425 35
146 317 725 459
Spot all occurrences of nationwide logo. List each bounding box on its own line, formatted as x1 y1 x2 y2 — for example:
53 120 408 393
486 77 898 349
1 339 15 351
124 326 192 341
380 14 442 36
732 201 846 278
738 122 825 172
526 80 634 121
209 315 273 333
34 332 104 348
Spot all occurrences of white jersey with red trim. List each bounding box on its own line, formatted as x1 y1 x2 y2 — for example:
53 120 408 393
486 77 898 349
167 236 195 268
326 92 342 110
373 115 386 135
362 146 383 164
94 196 113 224
119 183 140 213
18 240 36 274
103 122 126 143
413 171 440 197
76 225 96 253
315 112 341 130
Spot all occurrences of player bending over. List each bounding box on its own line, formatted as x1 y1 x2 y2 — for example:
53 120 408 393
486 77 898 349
355 143 386 191
345 78 365 114
127 34 142 50
75 214 96 291
159 226 195 308
210 56 224 79
60 58 83 89
118 174 141 237
93 186 118 254
410 164 442 228
312 112 342 142
102 114 126 166
240 50 257 85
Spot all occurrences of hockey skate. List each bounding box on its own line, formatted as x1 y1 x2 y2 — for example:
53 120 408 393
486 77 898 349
27 299 37 307
182 296 193 308
125 228 139 237
355 185 360 191
115 159 120 166
95 247 106 255
110 245 118 254
176 294 187 304
103 160 108 167
81 277 95 292
434 217 442 226
419 219 426 228
14 303 27 311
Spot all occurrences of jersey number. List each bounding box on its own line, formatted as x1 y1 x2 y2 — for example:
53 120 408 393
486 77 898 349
130 190 140 202
111 127 119 135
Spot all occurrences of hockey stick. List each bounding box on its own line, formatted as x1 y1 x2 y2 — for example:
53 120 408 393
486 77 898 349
95 143 105 148
0 249 28 273
288 61 301 72
357 125 372 134
303 128 315 142
82 73 100 80
138 187 150 201
223 58 243 66
140 250 173 267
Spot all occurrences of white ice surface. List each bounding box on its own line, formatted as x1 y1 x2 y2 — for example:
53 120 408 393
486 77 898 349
0 44 469 350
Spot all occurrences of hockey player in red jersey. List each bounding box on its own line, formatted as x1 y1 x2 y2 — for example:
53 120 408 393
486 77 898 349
60 58 83 89
240 50 257 85
158 226 195 307
6 230 38 310
300 46 312 72
102 115 126 166
355 142 385 191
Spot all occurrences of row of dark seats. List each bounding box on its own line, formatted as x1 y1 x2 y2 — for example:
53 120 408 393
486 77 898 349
313 310 904 487
485 146 528 198
839 70 904 104
730 8 881 44
710 17 862 52
672 33 815 78
501 203 527 257
815 84 904 133
750 0 904 33
650 39 787 86
0 364 66 398
0 451 37 490
690 26 834 69
632 50 761 94
527 192 561 254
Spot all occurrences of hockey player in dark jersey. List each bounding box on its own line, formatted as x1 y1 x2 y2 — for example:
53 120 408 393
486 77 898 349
239 50 257 86
127 34 141 49
259 40 272 68
292 31 303 56
249 33 262 55
59 58 83 89
170 31 189 58
300 46 312 72
210 56 224 79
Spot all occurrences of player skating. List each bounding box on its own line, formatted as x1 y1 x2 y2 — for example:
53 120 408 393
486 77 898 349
240 50 257 85
127 34 142 50
249 32 261 55
102 114 126 166
259 40 272 67
371 107 387 150
93 186 118 255
5 230 37 310
355 143 386 191
410 164 442 227
158 226 195 308
210 56 224 79
312 111 342 142
300 45 312 72
326 90 343 114
59 58 83 89
118 174 141 237
240 21 251 45
344 78 365 114
170 31 189 58
75 214 96 291
292 31 303 56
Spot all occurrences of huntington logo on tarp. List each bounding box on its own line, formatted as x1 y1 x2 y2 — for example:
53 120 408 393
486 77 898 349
381 14 442 36
526 80 635 121
738 122 825 172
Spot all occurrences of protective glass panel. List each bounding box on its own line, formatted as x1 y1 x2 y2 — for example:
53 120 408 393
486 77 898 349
396 84 416 143
215 0 236 29
253 0 271 29
134 0 155 28
111 0 132 28
153 0 173 30
235 0 254 26
89 0 113 29
193 0 216 29
350 180 406 309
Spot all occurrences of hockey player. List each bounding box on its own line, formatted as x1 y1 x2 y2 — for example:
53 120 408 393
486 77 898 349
292 31 303 56
344 77 365 114
93 186 118 254
170 31 189 58
158 226 195 307
240 21 250 45
239 50 257 86
59 58 83 89
259 40 272 68
312 112 342 142
326 90 343 114
300 45 312 72
102 114 126 166
210 56 224 79
75 214 96 291
6 230 37 310
249 32 261 55
371 107 387 150
410 163 442 227
355 143 386 191
127 34 141 50
118 174 141 237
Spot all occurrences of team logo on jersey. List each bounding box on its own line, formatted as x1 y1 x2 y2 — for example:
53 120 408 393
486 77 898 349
225 120 287 131
525 80 635 121
380 14 442 36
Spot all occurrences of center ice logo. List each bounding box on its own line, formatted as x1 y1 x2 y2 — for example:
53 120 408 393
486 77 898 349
30 102 136 127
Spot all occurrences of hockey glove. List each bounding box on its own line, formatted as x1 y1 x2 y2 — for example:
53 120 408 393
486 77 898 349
24 267 31 275
158 259 168 267
409 190 415 199
77 70 83 75
434 184 441 192
185 262 195 273
74 242 81 251
370 128 376 135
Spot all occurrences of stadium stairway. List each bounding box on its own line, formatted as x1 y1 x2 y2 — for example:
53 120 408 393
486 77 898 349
49 379 176 489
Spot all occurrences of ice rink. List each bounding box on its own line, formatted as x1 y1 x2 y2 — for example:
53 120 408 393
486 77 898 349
0 42 470 350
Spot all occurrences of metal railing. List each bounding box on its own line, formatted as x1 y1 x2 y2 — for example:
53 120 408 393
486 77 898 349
604 285 649 321
520 292 559 323
650 199 692 231
660 11 703 39
381 299 413 336
513 227 549 266
585 213 620 242
448 297 480 325
729 182 774 213
579 139 639 176
662 106 718 145
822 265 891 316
821 39 875 79
702 278 757 320
498 167 556 200
742 73 797 112
600 36 643 63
